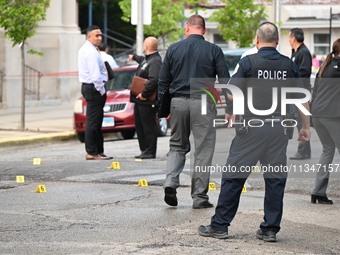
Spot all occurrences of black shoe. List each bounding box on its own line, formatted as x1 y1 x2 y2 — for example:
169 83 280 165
164 187 178 206
289 153 311 160
99 153 113 160
135 151 145 159
198 225 228 239
193 201 214 209
139 153 156 159
311 194 333 204
256 229 276 242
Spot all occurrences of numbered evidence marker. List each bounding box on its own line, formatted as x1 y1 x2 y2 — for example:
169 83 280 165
33 158 42 165
137 179 148 187
208 182 216 190
16 176 25 183
242 185 247 193
108 162 121 169
35 185 47 193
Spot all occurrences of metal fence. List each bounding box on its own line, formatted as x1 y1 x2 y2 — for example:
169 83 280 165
25 65 42 101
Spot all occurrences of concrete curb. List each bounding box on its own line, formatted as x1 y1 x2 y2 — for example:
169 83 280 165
0 130 77 147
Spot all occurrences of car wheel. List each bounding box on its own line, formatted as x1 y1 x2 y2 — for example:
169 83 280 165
158 118 168 137
77 132 85 143
121 129 136 139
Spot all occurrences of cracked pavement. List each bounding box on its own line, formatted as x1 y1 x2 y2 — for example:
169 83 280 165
0 128 339 254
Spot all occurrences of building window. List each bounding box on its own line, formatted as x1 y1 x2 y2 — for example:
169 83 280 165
314 34 330 55
213 34 227 45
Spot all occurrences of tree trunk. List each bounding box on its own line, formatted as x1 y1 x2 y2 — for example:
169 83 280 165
20 42 25 130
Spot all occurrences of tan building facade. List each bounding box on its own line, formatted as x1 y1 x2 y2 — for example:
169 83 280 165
1 0 340 108
0 0 84 108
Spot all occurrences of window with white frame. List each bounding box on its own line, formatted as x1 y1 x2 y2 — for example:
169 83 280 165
314 34 330 55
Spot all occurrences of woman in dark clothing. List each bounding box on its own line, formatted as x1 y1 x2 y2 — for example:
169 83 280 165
311 38 340 204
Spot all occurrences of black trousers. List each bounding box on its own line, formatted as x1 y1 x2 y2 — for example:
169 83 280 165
81 84 106 155
211 123 288 233
134 103 158 155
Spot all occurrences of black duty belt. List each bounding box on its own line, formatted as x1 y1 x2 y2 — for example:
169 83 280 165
246 116 284 124
173 93 190 98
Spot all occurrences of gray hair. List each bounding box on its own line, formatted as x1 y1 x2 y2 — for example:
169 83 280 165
256 22 278 43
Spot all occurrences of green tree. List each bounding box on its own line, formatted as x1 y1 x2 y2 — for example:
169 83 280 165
0 0 50 129
119 0 186 49
210 0 269 47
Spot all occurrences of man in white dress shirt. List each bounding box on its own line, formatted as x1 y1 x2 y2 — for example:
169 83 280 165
78 25 112 160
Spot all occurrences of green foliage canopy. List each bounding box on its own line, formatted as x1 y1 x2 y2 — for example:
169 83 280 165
210 0 269 47
119 0 186 47
0 0 50 54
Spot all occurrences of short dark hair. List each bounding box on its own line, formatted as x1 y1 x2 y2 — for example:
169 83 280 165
256 22 278 43
86 25 100 36
187 14 205 29
98 43 107 51
290 28 304 43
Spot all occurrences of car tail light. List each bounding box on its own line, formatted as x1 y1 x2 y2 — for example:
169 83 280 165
74 99 83 113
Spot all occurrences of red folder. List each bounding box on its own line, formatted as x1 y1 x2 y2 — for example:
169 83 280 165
130 76 156 101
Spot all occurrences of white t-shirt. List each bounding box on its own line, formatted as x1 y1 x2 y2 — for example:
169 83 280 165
100 51 119 69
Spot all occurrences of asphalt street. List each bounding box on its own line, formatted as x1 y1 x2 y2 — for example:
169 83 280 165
0 104 339 254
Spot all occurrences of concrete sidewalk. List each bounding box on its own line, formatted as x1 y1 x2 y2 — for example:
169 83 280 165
0 103 76 146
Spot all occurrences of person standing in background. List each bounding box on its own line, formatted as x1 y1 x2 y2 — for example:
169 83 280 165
312 53 320 77
128 37 162 159
99 43 119 69
310 39 340 205
312 53 320 69
78 25 112 160
288 28 312 160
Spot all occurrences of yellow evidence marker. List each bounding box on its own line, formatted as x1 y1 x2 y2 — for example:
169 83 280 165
33 158 42 165
242 185 247 193
208 182 216 190
137 179 148 187
35 185 47 193
108 162 120 169
16 176 25 183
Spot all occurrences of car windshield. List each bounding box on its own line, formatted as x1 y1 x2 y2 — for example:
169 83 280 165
106 69 136 91
224 53 243 71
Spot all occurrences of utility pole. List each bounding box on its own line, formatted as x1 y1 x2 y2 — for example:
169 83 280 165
88 0 93 26
136 0 144 55
132 0 151 54
329 7 332 52
275 0 281 52
103 0 107 44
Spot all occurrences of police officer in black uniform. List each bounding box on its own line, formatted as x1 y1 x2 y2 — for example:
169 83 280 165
198 22 311 242
129 37 162 159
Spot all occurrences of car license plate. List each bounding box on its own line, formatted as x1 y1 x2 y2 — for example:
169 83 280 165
102 117 115 127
